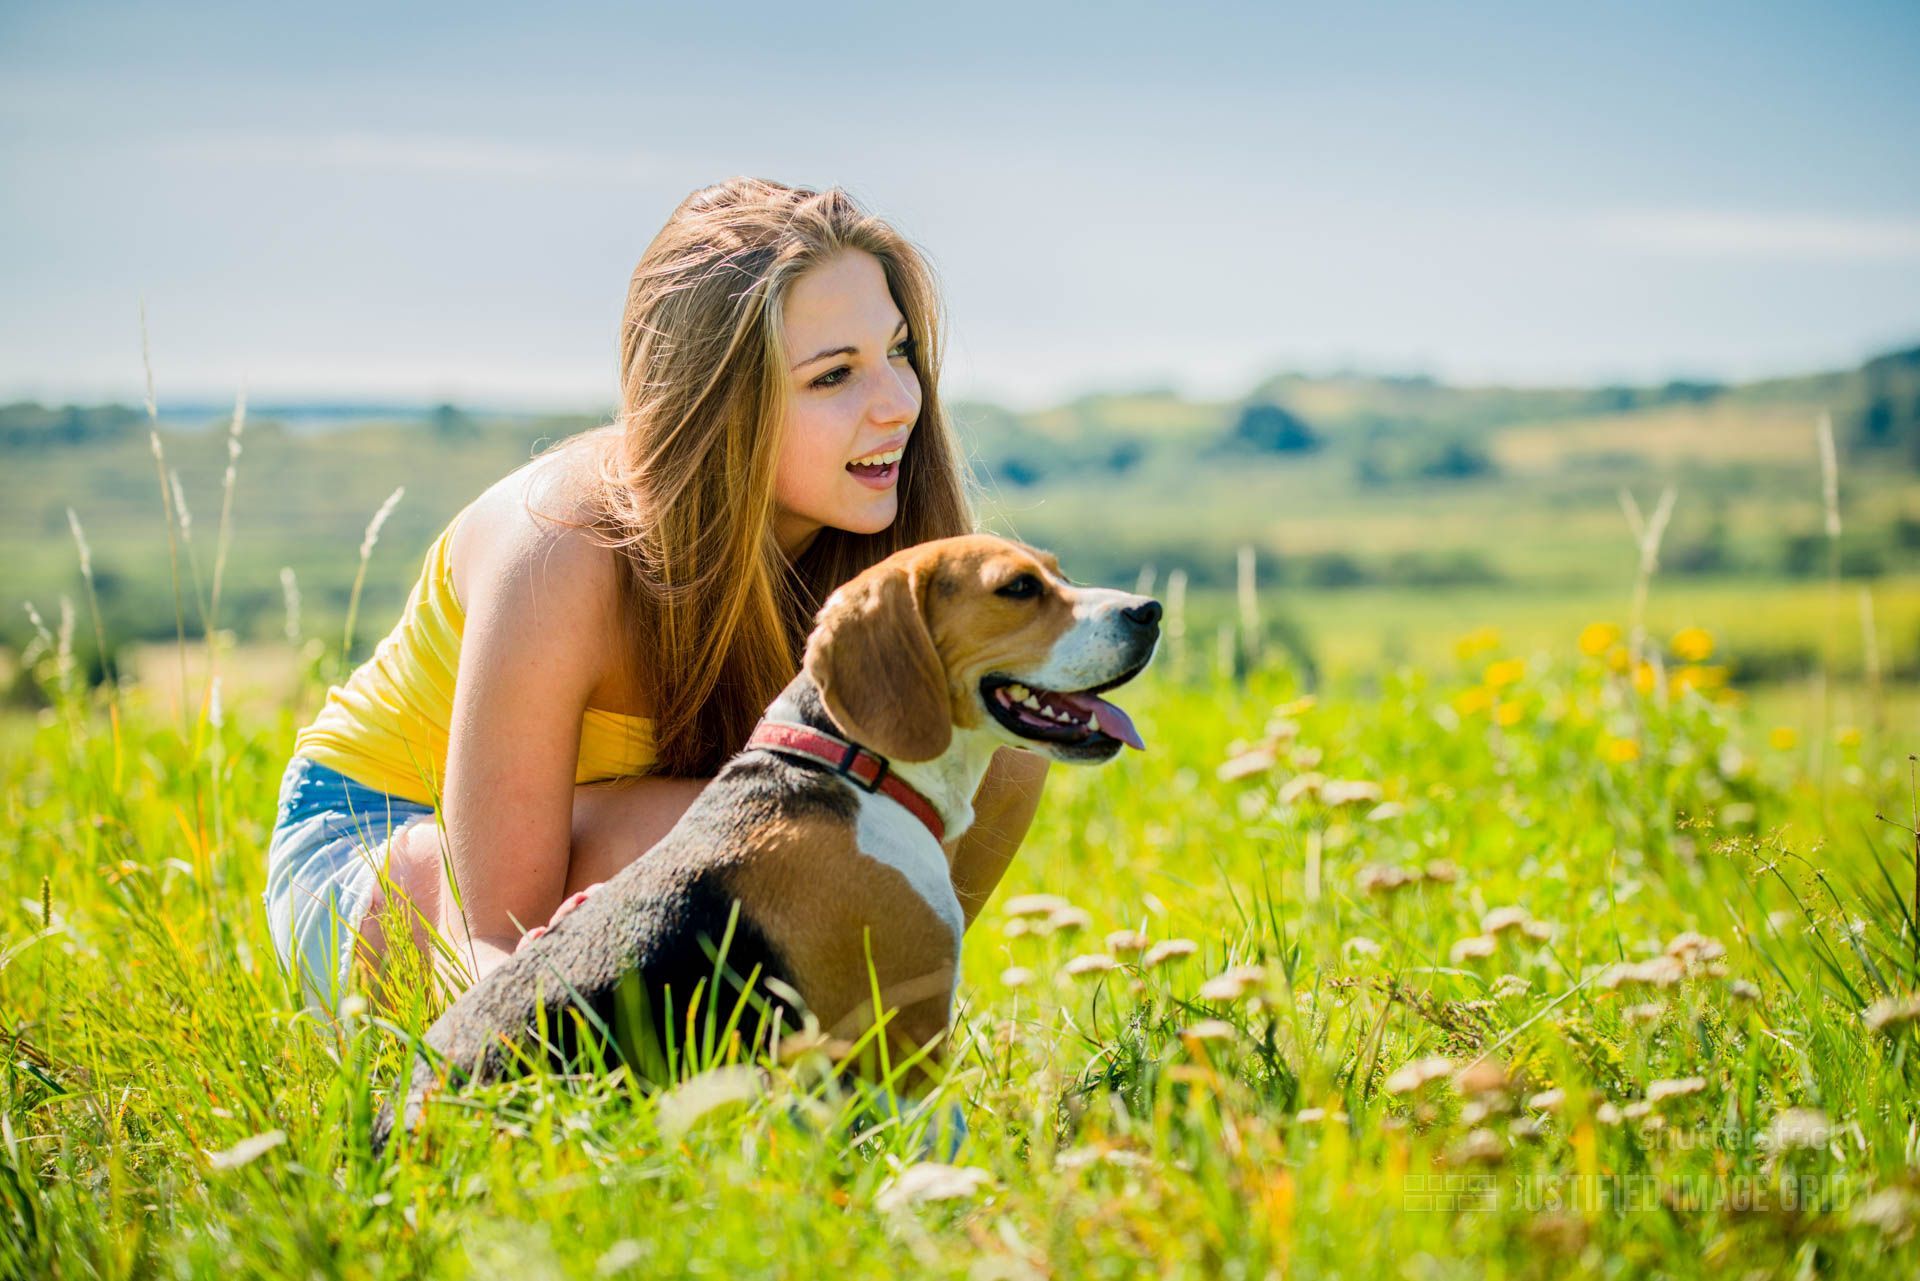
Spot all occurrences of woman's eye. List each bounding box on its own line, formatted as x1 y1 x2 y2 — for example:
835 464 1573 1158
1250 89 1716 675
810 338 914 390
995 573 1042 599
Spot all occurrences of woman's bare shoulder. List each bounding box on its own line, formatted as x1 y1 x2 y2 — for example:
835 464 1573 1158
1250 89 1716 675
449 430 631 630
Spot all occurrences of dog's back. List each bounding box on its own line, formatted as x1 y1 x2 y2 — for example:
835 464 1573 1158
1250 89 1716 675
371 752 842 1152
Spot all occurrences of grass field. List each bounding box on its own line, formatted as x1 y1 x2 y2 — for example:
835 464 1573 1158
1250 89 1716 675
4 360 1919 1276
5 611 1920 1277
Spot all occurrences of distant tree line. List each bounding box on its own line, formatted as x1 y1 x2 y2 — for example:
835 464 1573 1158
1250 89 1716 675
1855 345 1920 468
0 402 145 451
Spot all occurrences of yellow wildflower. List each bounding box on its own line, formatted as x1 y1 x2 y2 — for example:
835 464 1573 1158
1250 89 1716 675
1605 644 1631 673
1494 700 1525 727
1455 627 1501 660
1484 658 1526 689
1632 662 1657 695
1768 726 1798 751
1668 665 1726 697
1670 626 1714 662
1578 622 1620 657
1836 725 1862 749
1453 687 1493 716
1603 737 1640 763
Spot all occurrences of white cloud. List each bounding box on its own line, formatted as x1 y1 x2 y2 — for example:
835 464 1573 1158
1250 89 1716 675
1592 209 1920 260
157 131 655 183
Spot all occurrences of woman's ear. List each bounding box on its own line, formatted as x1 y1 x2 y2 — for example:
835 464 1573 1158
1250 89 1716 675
803 564 953 763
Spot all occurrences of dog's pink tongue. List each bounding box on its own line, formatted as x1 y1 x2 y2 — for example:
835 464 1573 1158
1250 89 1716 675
1056 690 1145 750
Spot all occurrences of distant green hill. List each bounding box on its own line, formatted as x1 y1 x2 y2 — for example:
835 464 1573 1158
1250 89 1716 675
4 346 1917 696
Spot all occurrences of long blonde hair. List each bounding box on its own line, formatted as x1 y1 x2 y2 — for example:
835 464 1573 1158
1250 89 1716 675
562 177 977 777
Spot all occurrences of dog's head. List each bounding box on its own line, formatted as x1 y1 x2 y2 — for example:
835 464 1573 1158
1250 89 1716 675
802 533 1160 765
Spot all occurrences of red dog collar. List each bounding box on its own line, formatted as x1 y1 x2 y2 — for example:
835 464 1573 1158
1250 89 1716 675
744 720 946 844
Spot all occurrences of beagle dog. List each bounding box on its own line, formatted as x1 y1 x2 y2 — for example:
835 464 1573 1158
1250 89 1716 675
372 533 1160 1152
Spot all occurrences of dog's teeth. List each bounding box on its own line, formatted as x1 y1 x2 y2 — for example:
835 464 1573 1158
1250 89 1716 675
1087 711 1100 733
1021 694 1043 710
1006 683 1029 701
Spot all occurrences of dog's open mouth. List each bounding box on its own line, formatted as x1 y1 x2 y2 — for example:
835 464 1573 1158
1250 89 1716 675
979 664 1148 751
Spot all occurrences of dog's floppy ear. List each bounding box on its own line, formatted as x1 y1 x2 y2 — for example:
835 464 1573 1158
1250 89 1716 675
804 563 952 763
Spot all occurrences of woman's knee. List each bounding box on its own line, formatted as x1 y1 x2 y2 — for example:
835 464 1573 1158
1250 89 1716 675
359 819 446 954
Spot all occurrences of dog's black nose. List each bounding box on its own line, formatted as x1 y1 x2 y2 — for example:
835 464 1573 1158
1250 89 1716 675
1123 599 1162 627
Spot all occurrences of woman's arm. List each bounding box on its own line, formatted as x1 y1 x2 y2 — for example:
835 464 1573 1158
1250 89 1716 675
433 504 622 981
946 747 1052 929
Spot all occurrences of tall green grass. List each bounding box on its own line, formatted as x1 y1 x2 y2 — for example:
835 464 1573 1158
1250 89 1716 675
5 383 1919 1276
4 601 1918 1276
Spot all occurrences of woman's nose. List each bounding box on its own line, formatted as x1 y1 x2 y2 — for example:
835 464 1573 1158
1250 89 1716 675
873 365 920 426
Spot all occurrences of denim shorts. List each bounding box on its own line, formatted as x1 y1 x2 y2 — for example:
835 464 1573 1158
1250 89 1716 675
262 755 437 1012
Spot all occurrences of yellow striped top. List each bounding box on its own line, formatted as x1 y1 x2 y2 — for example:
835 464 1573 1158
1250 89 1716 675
293 504 657 806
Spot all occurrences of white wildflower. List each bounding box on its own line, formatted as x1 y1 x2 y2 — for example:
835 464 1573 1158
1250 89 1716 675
1180 1019 1237 1043
1480 907 1533 936
1198 965 1265 1003
1320 779 1384 807
1217 746 1277 782
1599 955 1685 990
205 1129 286 1171
1664 931 1726 963
1142 938 1198 968
1645 1076 1707 1105
1003 894 1069 919
1277 772 1326 805
1047 905 1092 935
1384 1056 1454 1096
874 1162 992 1212
1061 953 1118 978
1450 935 1498 963
1864 993 1920 1033
1763 1107 1832 1151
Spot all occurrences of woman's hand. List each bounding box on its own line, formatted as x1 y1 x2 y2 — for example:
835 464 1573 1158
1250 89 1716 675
515 881 607 951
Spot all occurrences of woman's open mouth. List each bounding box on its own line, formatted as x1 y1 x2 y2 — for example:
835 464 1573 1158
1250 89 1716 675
846 441 905 490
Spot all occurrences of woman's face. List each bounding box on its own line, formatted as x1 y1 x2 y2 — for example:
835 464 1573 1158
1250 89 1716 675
772 248 923 559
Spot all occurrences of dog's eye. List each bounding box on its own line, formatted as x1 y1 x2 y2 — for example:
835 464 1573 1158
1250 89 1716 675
995 573 1043 600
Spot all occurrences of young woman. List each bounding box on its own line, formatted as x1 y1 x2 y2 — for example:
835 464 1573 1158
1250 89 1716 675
262 177 1051 1011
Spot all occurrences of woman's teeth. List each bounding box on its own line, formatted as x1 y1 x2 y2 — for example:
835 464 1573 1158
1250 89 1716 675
848 445 904 467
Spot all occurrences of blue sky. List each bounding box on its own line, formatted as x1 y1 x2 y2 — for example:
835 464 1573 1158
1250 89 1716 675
2 0 1917 411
